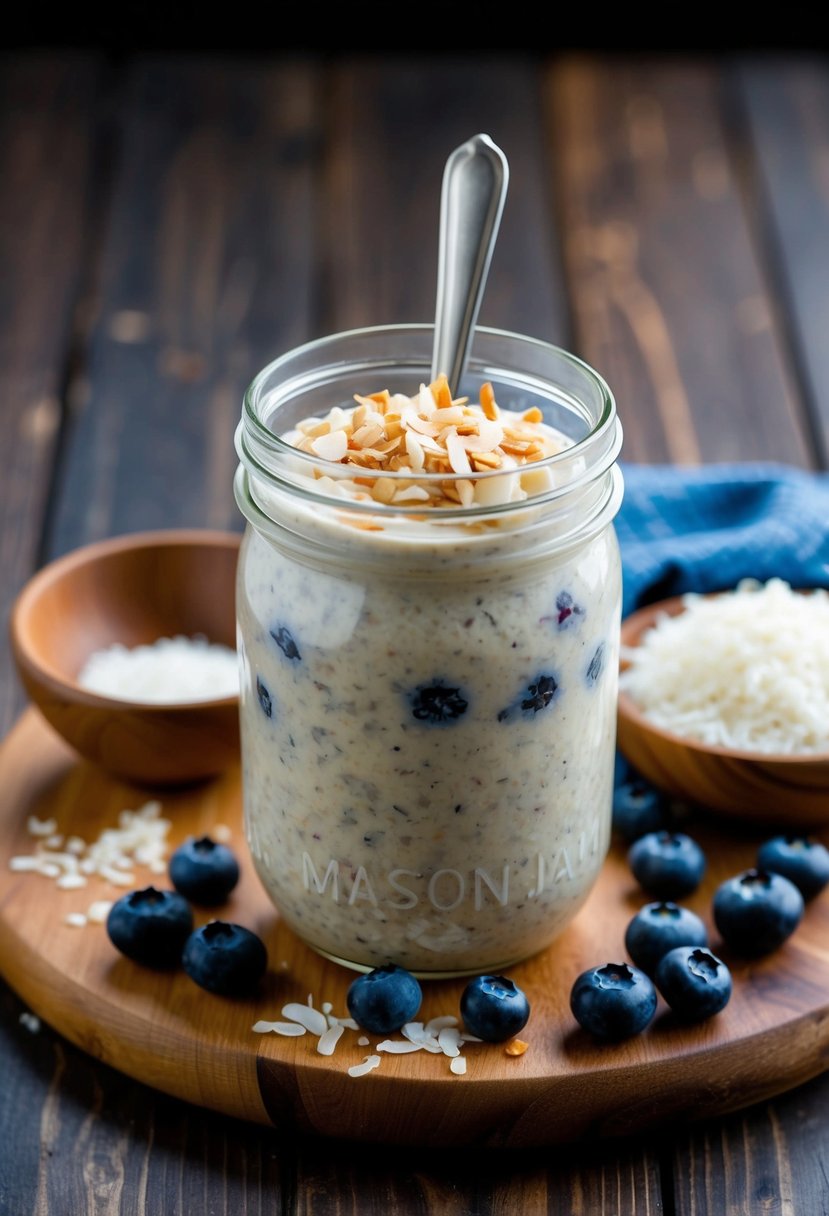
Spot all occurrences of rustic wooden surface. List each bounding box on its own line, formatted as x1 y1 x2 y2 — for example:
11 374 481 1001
3 44 829 1215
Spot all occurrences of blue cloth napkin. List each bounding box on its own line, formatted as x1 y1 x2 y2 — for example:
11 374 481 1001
615 462 829 619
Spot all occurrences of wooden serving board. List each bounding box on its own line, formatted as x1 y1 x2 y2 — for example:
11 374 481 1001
2 709 829 1148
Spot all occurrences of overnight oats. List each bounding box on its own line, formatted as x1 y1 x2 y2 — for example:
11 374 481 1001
234 325 624 977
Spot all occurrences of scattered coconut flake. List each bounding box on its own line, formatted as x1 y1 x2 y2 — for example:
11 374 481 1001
357 1035 369 1046
252 1020 307 1036
450 1056 467 1075
281 1003 328 1035
438 1027 462 1057
321 1001 333 1016
27 816 57 837
212 823 233 843
63 913 87 928
348 1055 381 1078
376 1039 426 1054
19 1012 41 1033
44 835 63 849
56 873 88 890
86 900 113 923
316 1024 345 1056
425 1014 459 1034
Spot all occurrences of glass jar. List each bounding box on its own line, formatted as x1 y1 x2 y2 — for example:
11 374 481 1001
234 324 623 978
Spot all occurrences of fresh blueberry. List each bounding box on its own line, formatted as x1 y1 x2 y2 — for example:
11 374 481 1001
555 590 585 630
106 886 193 969
346 963 423 1035
459 974 531 1043
756 835 829 902
713 869 804 957
270 625 301 661
409 682 468 725
256 676 273 718
182 921 268 996
569 962 657 1041
627 830 707 899
612 779 670 842
169 836 240 906
585 643 605 685
654 946 732 1021
624 901 709 975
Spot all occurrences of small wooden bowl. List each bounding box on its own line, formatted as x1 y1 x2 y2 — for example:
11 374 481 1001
616 595 829 827
9 529 242 786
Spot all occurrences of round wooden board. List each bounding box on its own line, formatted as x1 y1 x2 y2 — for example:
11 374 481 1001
2 710 829 1148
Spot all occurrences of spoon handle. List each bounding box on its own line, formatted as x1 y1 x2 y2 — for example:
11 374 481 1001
430 133 509 397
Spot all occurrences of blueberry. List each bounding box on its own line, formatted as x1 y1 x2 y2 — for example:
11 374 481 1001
459 974 531 1043
498 673 559 722
624 901 709 975
346 963 422 1035
756 835 829 901
627 830 706 899
655 946 732 1021
169 835 240 906
555 591 585 630
612 779 670 842
409 682 468 725
106 886 193 969
256 676 273 718
569 962 657 1041
270 625 301 661
713 868 804 957
182 921 268 996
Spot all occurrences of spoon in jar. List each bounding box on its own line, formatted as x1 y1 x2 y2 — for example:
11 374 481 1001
431 133 510 398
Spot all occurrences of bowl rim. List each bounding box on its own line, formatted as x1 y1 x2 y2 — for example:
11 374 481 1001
9 527 243 714
618 591 829 767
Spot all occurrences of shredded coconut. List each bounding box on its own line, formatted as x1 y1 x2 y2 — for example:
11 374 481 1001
348 1055 381 1078
450 1056 468 1075
620 578 829 755
76 634 239 704
10 800 171 904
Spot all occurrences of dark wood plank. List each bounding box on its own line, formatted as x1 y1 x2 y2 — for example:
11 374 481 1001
0 52 100 734
737 56 829 468
293 1133 664 1215
47 55 321 557
672 1072 829 1216
546 55 814 467
0 982 289 1215
321 54 569 344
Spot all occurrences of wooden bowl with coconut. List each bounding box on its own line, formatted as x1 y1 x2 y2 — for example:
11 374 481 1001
616 578 829 827
9 529 242 786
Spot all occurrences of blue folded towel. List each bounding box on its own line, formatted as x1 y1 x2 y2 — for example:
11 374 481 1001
615 462 829 619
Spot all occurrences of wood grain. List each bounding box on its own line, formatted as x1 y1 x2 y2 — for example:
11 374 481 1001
546 56 813 468
0 53 100 736
3 709 829 1151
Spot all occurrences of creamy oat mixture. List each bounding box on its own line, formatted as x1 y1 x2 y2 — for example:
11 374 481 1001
236 375 621 975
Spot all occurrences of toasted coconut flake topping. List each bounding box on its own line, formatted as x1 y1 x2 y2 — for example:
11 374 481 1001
285 374 569 509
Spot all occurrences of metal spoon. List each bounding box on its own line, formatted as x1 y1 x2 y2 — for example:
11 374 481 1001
430 133 510 397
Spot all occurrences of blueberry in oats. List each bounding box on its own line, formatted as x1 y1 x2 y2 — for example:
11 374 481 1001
498 673 559 721
270 625 301 662
556 590 585 630
585 643 605 685
409 682 469 724
256 676 273 718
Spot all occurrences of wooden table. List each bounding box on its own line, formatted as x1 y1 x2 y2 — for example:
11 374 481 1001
2 45 829 1214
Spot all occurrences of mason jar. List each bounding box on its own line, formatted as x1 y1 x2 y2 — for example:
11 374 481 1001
233 324 623 977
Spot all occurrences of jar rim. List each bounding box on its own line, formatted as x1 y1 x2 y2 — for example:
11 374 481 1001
238 323 621 520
